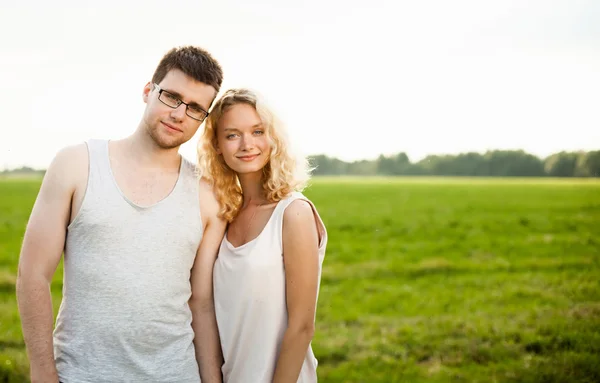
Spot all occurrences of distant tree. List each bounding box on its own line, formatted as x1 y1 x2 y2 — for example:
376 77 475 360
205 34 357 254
574 150 600 177
309 155 347 175
376 153 411 175
544 152 580 177
451 152 487 176
416 155 448 175
478 150 543 177
376 155 396 175
347 160 377 175
16 166 37 173
392 153 411 175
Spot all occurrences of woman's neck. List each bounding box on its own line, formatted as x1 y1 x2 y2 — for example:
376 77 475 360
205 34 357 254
238 171 268 207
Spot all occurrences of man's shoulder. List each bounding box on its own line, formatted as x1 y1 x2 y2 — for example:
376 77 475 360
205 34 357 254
40 142 89 196
48 142 88 177
55 142 88 161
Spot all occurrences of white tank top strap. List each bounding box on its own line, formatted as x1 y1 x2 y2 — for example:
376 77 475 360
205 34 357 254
274 192 328 250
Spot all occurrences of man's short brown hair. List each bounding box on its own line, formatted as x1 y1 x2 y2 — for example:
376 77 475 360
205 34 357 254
152 46 224 92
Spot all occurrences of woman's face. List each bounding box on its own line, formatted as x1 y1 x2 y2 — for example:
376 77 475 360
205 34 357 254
216 103 271 175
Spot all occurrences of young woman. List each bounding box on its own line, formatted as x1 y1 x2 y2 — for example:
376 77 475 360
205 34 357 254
197 88 327 382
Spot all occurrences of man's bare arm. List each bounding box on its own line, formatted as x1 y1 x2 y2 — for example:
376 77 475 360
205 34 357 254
189 179 226 383
16 145 85 383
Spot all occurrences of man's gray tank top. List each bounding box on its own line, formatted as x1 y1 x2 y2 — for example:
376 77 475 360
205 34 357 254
53 139 203 382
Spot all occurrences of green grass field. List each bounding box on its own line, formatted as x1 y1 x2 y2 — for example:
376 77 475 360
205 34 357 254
1 177 599 382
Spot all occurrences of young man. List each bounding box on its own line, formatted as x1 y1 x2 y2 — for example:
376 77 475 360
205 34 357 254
16 46 225 383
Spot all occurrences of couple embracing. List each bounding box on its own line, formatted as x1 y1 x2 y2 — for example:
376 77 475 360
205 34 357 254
16 45 327 383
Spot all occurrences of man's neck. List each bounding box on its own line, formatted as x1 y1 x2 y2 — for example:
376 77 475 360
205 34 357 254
115 131 181 171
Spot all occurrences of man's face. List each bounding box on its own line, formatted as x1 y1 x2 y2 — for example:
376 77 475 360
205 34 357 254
142 69 216 149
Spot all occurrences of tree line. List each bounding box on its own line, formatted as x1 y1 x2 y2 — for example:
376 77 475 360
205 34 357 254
0 166 45 176
3 150 599 178
308 150 600 177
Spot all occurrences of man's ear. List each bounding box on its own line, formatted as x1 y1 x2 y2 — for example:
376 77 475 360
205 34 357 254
142 82 153 104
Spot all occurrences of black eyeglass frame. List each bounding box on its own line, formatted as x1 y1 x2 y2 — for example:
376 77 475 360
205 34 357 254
153 83 209 122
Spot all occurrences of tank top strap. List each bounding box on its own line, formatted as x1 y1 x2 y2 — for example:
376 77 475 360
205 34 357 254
275 192 306 213
86 139 109 169
178 156 200 190
83 139 115 194
85 137 103 153
271 192 327 251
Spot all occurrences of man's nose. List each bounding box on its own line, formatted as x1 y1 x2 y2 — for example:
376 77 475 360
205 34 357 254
170 104 187 121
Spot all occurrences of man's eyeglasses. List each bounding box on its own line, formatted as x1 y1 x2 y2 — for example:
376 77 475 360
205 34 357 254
153 83 209 122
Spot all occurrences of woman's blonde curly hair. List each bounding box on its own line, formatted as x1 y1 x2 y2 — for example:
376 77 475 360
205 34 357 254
197 88 312 222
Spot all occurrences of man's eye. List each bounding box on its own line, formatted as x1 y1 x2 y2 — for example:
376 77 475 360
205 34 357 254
164 93 179 102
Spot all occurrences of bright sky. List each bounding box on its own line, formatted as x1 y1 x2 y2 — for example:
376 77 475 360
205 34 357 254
1 0 599 170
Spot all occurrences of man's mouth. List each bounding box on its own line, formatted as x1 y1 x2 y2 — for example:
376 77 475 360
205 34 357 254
162 122 182 132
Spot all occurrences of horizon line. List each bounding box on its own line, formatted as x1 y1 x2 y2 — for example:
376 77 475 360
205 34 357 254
2 147 598 172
